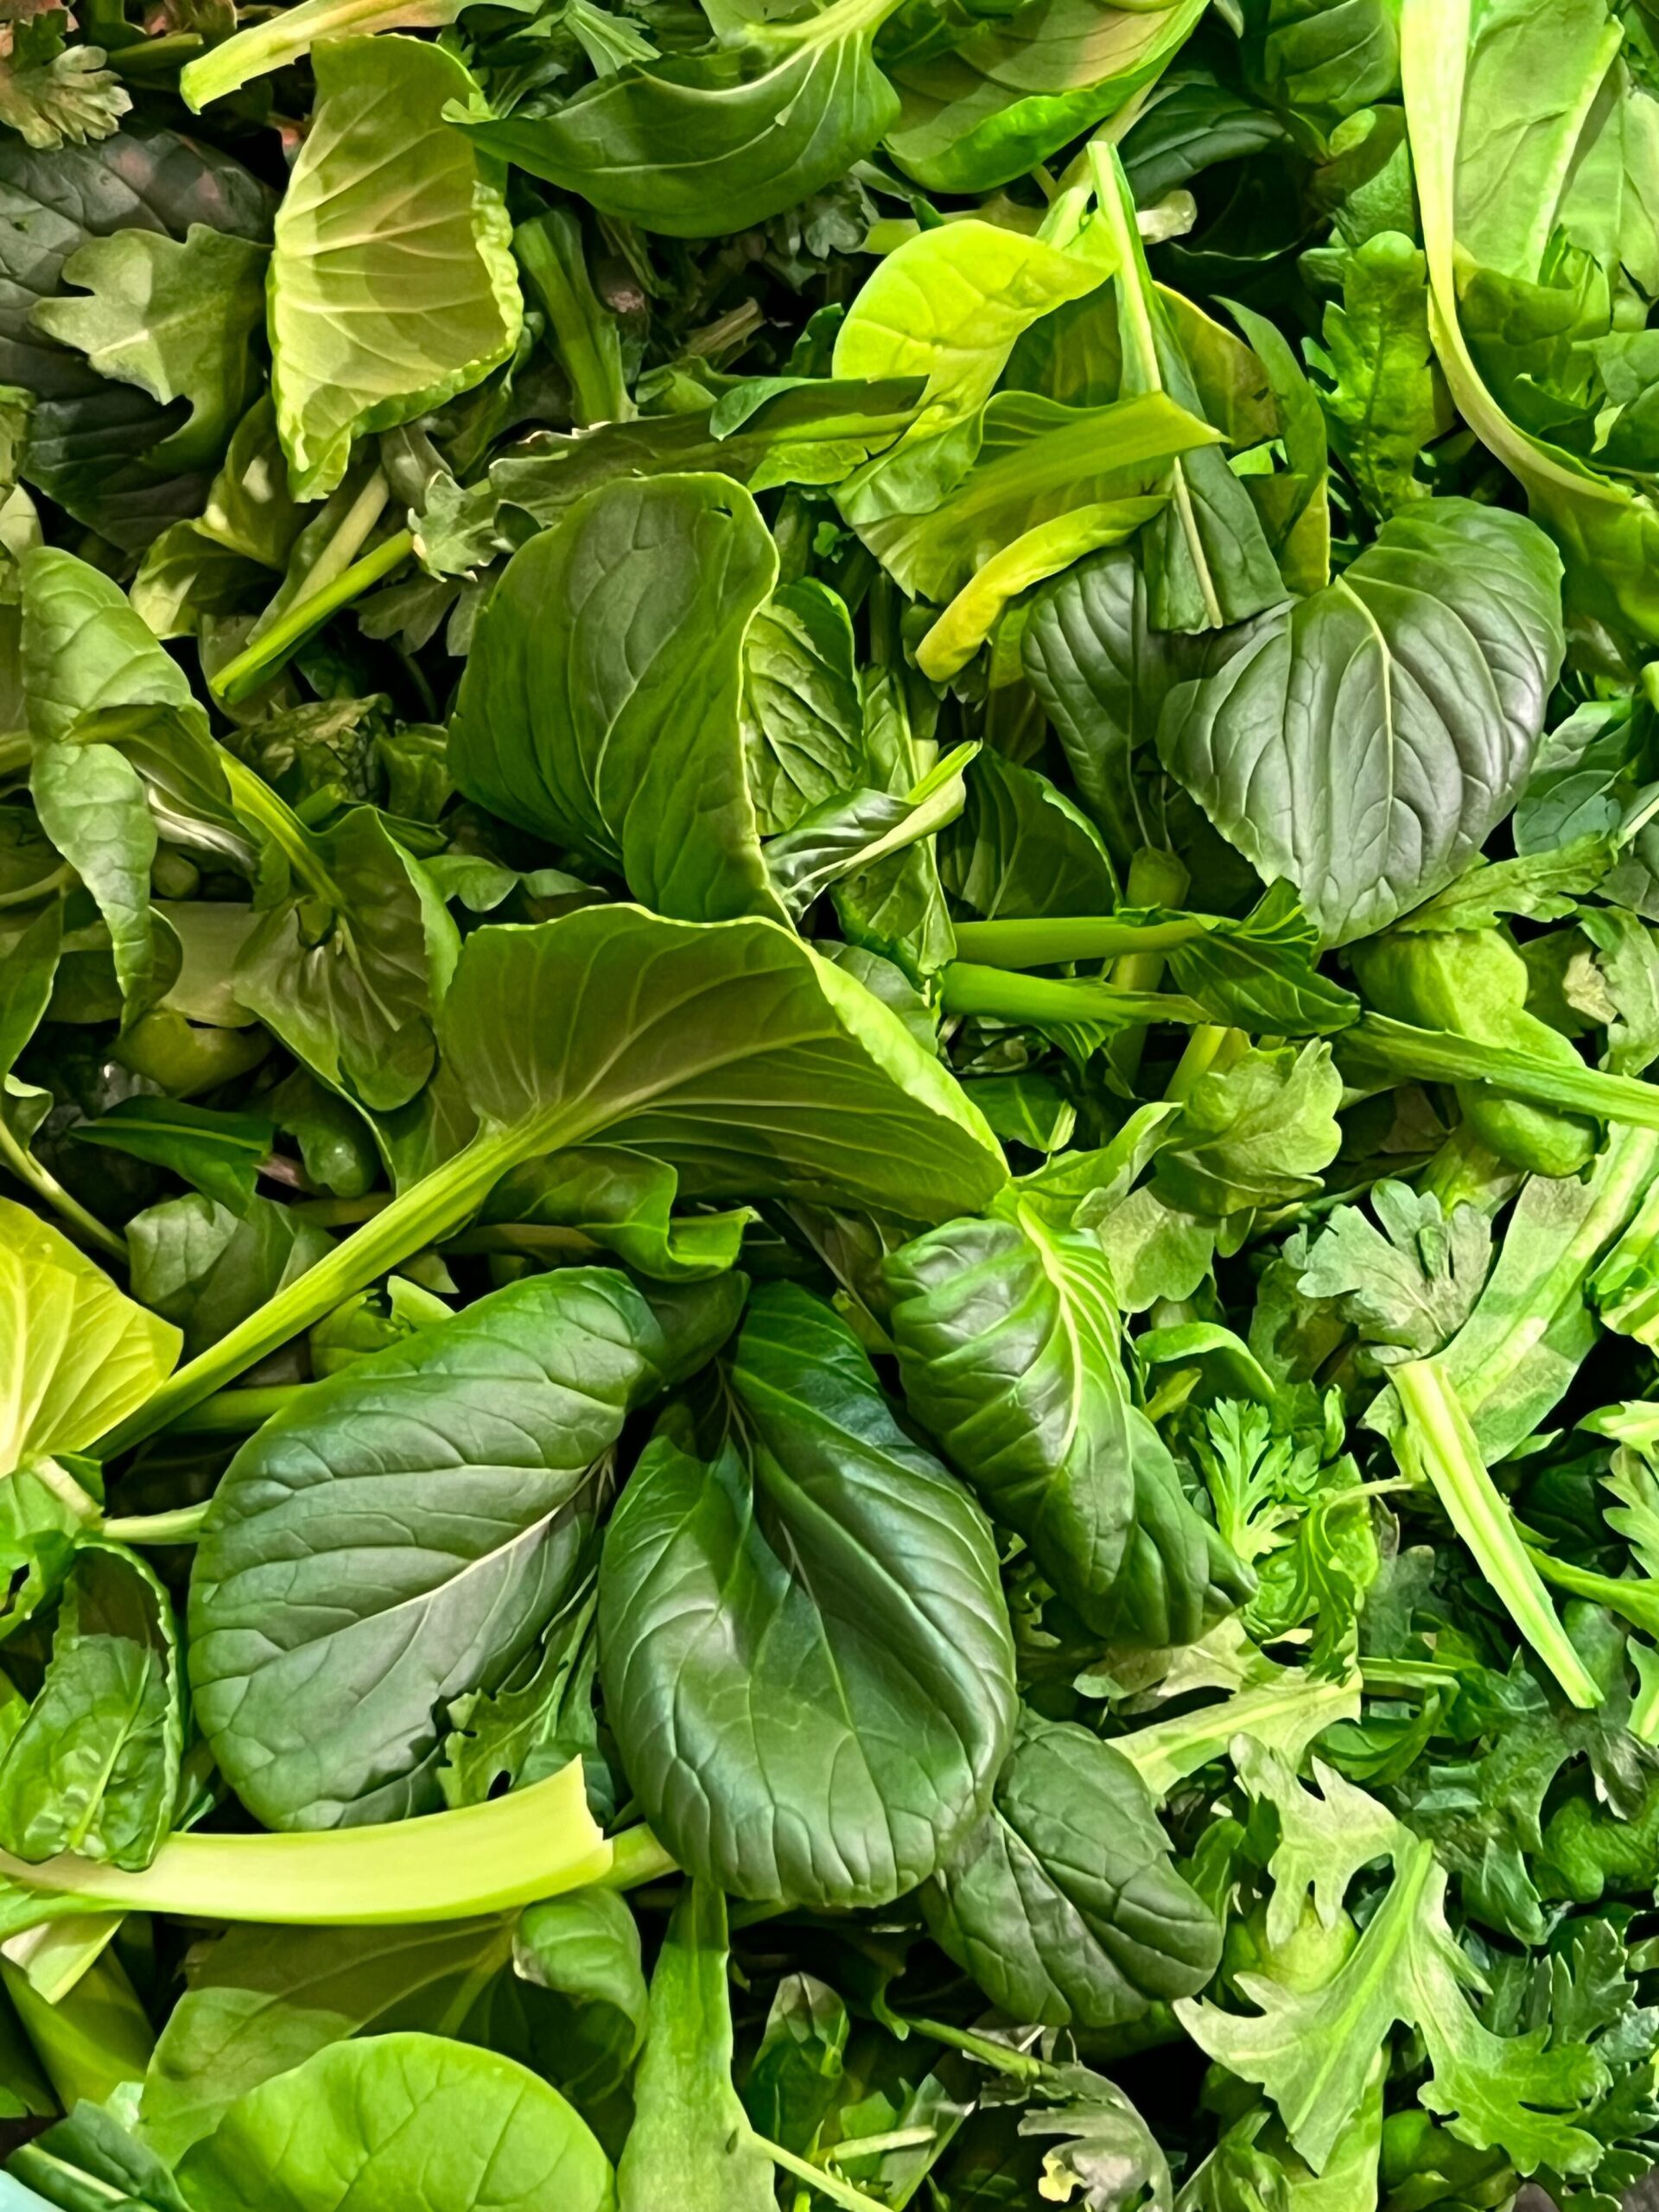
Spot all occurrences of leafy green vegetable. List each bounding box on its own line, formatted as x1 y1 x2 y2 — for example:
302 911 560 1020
454 0 906 238
1392 1357 1601 1710
920 1710 1221 2026
617 1881 772 2209
108 906 1007 1444
1180 1742 1606 2179
191 1268 742 1828
450 474 785 921
11 7 1659 2205
175 2031 616 2210
0 1198 177 1470
35 225 268 472
1159 500 1567 944
0 1539 179 1869
885 1207 1252 1641
599 1284 1015 1906
270 37 522 497
884 0 1206 194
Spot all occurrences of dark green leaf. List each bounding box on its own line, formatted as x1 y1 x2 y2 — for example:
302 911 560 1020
0 1541 181 1869
599 1284 1016 1906
1159 501 1566 944
450 474 786 923
923 1712 1221 2027
74 1098 274 1211
189 1268 742 1828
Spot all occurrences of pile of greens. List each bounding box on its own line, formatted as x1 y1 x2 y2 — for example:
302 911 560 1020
13 0 1659 2204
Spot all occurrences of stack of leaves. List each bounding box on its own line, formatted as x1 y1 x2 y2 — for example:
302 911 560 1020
12 0 1659 2209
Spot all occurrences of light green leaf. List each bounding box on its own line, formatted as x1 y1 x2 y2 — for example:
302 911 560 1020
1177 1744 1606 2177
886 0 1205 194
618 1883 772 2212
0 31 128 153
176 2032 615 2212
30 738 159 1019
21 543 200 743
1309 232 1451 519
1391 1357 1601 1709
856 389 1213 605
452 0 904 238
0 1197 180 1473
140 1920 516 2163
1382 1125 1659 1461
917 495 1163 681
1094 147 1287 634
1297 1180 1492 1370
1402 0 1659 646
270 36 522 498
1154 1041 1343 1218
181 0 467 109
0 1542 181 1870
831 209 1116 440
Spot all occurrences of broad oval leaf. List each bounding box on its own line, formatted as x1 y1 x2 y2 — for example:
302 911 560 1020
1022 543 1182 871
514 1888 649 2106
921 1711 1222 2026
112 909 1009 1449
453 0 901 238
1157 499 1567 944
885 1210 1252 1644
270 36 522 498
598 1284 1017 1907
742 575 864 835
450 475 786 923
830 214 1116 434
176 2032 615 2212
481 1148 752 1283
141 1921 519 2163
230 800 459 1115
436 906 1009 1222
21 543 200 741
941 747 1118 919
189 1268 744 1829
